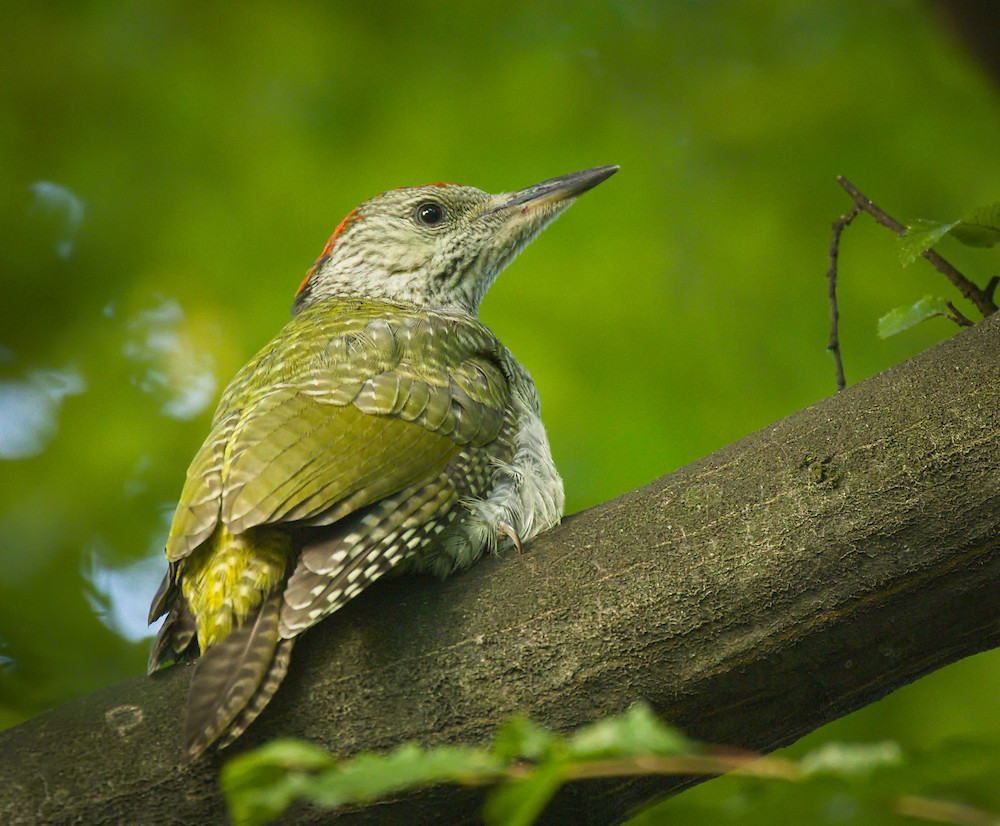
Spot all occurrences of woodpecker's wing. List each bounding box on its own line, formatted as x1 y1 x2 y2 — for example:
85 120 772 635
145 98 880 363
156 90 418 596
164 304 511 563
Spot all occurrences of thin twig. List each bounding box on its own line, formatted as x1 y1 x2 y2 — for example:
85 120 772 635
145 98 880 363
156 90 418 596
985 276 998 302
826 204 860 391
476 751 802 786
945 302 974 328
896 795 999 826
553 752 800 782
837 177 998 318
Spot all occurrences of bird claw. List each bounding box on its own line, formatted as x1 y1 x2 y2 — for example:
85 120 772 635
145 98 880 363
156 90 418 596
499 521 522 553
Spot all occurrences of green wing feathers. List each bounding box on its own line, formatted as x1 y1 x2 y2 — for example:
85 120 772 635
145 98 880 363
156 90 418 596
222 394 461 534
165 302 509 561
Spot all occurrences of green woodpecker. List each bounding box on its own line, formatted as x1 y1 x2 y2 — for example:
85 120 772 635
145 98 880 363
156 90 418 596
147 165 618 759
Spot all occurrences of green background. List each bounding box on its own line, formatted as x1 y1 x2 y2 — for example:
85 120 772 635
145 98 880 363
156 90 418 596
2 0 998 819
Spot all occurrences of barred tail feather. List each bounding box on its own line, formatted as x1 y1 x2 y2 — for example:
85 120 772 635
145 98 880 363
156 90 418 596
216 638 295 750
184 594 283 760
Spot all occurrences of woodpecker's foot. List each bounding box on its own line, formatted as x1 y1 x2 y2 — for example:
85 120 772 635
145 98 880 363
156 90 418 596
499 521 523 553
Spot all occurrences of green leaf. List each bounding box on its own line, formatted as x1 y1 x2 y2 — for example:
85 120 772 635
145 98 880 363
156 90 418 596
222 739 503 826
221 739 336 826
901 204 1000 258
567 702 692 759
952 202 1000 247
483 763 566 826
900 219 957 265
320 743 503 805
876 295 950 338
492 714 560 762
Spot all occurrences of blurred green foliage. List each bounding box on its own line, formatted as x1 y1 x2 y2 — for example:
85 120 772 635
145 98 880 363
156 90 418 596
2 0 1000 814
221 704 699 825
220 706 1000 825
634 736 1000 826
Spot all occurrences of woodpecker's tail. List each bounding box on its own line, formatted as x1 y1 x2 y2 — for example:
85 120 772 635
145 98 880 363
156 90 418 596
184 593 294 760
147 569 198 673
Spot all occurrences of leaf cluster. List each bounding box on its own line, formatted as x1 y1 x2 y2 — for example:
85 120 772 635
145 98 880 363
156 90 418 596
222 703 704 826
879 203 1000 338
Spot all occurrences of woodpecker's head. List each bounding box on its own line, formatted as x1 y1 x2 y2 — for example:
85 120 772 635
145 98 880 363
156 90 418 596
293 166 618 316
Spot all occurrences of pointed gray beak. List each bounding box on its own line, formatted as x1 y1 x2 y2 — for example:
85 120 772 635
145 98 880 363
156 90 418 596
490 165 619 213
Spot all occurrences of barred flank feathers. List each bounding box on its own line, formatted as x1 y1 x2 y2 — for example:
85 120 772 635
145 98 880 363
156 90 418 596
184 594 283 760
279 475 458 636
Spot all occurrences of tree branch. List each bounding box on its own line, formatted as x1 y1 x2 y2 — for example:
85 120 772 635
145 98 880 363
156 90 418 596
3 315 1000 825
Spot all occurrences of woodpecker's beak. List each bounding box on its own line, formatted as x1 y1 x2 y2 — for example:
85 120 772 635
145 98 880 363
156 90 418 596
489 165 619 214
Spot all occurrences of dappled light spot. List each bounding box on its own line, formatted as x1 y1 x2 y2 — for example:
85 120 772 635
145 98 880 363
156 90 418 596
83 535 171 642
27 181 85 260
122 296 217 421
0 365 85 460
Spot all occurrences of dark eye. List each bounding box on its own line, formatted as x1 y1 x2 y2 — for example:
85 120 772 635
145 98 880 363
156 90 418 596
415 201 445 226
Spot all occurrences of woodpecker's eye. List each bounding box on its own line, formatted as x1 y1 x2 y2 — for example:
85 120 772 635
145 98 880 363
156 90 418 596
415 201 445 226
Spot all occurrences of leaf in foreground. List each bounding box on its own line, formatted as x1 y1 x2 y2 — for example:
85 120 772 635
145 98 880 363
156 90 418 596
567 702 692 759
222 704 801 826
483 763 567 826
222 739 503 826
221 703 699 826
222 740 335 826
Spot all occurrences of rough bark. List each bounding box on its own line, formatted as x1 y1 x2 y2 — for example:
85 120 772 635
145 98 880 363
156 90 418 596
2 313 999 826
